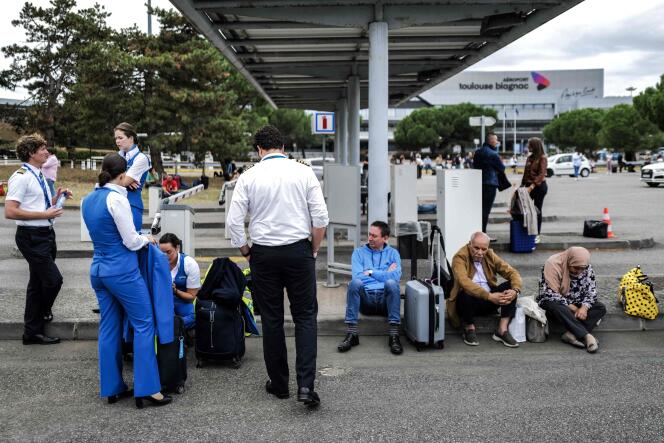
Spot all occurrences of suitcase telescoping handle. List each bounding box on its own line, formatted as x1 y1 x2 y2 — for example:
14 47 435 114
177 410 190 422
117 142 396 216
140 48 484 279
429 225 451 286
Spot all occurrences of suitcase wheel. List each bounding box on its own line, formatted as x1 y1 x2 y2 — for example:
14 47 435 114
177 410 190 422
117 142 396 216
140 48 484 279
231 357 242 369
196 359 204 369
415 344 423 352
176 385 185 394
436 340 445 350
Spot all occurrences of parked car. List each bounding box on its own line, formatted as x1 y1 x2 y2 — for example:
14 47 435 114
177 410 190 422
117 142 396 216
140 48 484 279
546 153 591 177
640 160 664 187
303 157 335 180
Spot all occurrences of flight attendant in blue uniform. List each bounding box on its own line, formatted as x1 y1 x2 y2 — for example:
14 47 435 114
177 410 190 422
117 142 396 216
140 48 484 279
82 153 172 409
158 233 200 331
114 122 150 232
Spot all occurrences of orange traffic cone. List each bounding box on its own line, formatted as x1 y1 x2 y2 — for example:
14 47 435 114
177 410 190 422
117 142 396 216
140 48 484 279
603 207 614 238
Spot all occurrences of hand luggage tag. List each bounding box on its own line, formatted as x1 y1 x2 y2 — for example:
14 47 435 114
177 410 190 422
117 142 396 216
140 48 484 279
179 336 185 359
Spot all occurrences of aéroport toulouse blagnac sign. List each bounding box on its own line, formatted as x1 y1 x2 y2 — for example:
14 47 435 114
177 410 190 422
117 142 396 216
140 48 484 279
458 71 551 92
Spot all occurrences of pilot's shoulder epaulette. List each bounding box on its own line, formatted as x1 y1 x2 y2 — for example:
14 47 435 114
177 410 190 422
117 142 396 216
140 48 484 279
295 159 310 167
12 166 27 175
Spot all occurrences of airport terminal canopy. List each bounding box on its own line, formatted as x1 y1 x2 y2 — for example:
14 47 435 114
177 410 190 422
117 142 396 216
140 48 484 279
170 0 582 111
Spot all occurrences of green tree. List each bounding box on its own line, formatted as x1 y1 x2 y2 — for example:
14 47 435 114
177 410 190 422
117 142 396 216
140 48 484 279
438 102 497 148
0 0 112 144
542 108 605 153
633 74 664 132
394 107 442 150
267 108 317 150
598 104 658 160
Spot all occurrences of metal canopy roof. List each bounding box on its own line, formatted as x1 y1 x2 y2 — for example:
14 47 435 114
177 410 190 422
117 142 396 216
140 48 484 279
170 1 583 111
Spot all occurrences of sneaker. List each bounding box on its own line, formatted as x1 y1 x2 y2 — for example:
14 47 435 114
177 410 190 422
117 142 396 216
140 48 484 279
535 235 541 244
463 329 479 346
492 330 519 348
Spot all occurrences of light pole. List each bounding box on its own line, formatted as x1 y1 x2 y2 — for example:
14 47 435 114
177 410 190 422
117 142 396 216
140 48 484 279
626 86 636 97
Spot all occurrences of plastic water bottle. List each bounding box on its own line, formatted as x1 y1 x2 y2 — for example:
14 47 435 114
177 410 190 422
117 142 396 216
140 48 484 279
54 193 66 209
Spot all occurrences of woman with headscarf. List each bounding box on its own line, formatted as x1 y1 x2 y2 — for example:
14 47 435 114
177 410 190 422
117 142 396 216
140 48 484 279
537 247 606 353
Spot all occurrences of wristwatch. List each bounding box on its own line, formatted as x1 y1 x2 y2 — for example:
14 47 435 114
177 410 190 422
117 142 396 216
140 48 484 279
368 270 373 276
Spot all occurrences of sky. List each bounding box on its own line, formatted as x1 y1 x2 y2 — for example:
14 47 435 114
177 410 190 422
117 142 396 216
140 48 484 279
0 0 663 100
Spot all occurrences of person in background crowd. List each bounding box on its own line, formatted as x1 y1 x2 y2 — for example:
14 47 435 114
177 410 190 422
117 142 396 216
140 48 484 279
338 221 403 355
227 125 329 407
159 233 200 332
521 137 548 244
115 122 150 232
473 133 505 238
617 153 624 173
42 147 59 197
162 174 179 197
572 151 583 180
606 152 613 174
537 247 606 353
4 134 72 345
510 155 518 174
145 167 160 187
449 232 523 348
82 153 172 408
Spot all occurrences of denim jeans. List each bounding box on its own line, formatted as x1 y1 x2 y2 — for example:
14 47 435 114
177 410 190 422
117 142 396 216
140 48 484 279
573 165 580 177
345 278 401 325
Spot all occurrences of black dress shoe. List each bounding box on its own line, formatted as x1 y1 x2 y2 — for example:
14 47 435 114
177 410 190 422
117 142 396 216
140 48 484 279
22 334 60 345
265 380 290 399
297 387 320 407
135 394 173 409
107 389 134 404
337 333 359 352
43 311 53 322
389 334 403 355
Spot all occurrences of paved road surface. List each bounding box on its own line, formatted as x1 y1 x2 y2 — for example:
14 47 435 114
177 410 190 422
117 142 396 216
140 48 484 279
3 332 664 442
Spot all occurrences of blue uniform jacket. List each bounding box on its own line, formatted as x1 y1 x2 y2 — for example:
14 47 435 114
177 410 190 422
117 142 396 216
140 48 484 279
351 244 402 292
473 143 505 187
124 244 174 344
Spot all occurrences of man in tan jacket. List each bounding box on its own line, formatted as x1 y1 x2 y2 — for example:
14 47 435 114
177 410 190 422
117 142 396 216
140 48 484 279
448 232 522 348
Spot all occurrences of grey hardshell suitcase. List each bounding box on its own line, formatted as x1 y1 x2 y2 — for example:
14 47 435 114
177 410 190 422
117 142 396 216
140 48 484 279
403 227 447 351
404 280 445 350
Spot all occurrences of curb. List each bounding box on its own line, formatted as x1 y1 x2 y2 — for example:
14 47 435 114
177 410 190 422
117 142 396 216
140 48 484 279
20 237 656 260
1 313 659 341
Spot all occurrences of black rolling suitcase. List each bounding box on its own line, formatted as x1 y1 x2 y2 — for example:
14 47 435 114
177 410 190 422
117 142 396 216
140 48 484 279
195 299 245 369
157 316 187 394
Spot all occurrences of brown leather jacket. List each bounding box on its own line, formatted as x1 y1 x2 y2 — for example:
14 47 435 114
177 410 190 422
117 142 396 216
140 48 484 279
521 155 548 186
447 244 522 328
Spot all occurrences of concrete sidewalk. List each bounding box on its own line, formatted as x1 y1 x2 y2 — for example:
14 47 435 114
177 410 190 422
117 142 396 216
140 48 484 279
2 275 663 341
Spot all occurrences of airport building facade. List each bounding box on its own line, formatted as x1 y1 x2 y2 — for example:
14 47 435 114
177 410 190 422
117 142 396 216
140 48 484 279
360 68 631 152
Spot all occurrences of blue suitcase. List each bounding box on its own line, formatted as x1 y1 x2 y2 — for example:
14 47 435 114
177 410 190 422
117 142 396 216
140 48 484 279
510 220 536 253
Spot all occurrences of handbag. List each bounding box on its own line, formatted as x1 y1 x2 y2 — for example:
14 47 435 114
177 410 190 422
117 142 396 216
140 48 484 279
583 220 608 238
497 171 511 192
526 317 548 343
429 225 454 298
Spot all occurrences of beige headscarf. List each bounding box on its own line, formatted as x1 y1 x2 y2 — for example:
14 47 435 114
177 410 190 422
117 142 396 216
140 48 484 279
543 247 591 296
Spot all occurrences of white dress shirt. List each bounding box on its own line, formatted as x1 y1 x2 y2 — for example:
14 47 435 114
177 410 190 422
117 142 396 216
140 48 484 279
472 261 491 292
6 163 53 227
104 183 149 251
121 146 150 182
227 153 329 247
169 254 202 289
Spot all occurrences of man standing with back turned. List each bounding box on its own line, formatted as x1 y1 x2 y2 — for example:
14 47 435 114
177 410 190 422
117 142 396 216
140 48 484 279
228 125 329 407
473 132 505 238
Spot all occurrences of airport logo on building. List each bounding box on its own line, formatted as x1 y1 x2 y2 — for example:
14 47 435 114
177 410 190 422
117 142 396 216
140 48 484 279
531 72 551 90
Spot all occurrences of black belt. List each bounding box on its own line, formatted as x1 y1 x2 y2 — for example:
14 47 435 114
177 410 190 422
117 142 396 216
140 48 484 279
252 239 309 249
17 225 53 231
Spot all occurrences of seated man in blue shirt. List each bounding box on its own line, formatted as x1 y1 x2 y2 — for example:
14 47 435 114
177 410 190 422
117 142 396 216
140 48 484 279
338 221 403 355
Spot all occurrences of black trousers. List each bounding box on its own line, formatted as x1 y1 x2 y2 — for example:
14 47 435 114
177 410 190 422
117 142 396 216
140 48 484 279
529 182 548 234
481 185 497 233
250 239 318 393
540 300 606 340
456 281 516 326
15 226 63 336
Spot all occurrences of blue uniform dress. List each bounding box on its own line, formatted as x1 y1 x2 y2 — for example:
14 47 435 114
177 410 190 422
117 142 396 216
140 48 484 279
173 253 195 330
125 146 150 232
82 186 161 398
